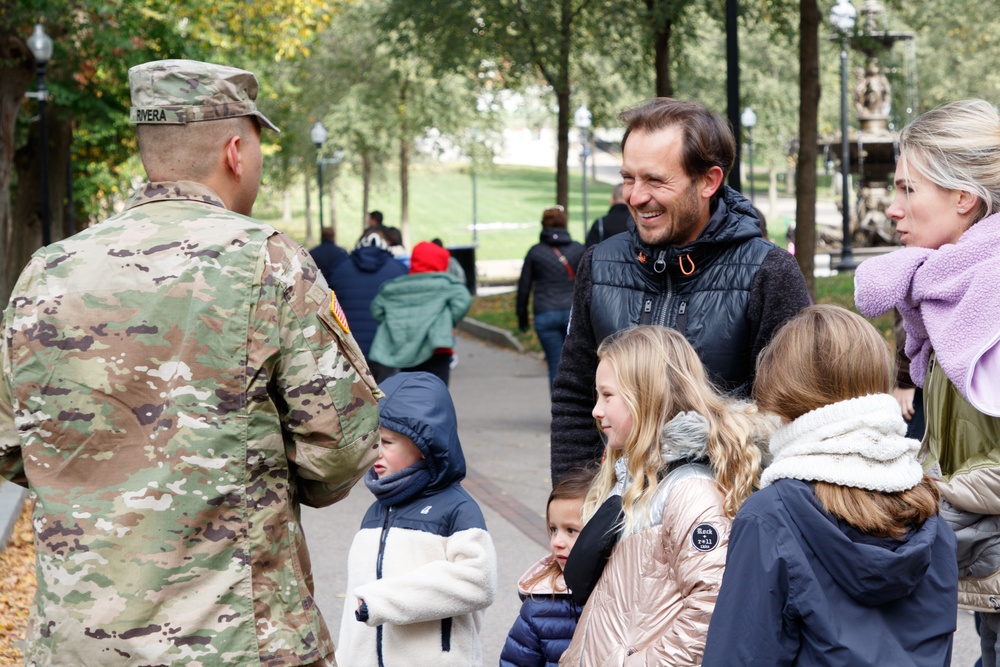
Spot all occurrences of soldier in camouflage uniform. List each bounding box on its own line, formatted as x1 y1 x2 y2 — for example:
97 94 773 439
0 60 381 666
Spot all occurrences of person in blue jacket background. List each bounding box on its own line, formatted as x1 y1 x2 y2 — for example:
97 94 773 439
703 305 958 667
325 228 407 382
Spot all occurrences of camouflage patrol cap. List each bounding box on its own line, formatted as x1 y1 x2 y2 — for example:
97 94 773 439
128 59 280 133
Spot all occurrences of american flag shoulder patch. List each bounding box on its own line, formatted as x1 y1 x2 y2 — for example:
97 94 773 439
330 291 351 334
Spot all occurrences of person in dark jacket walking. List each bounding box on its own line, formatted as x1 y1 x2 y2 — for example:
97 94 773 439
584 183 633 248
550 98 809 483
516 206 585 391
325 228 407 382
309 226 348 284
499 469 592 667
703 305 958 667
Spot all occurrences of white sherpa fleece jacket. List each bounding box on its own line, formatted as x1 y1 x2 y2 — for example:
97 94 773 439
336 484 497 667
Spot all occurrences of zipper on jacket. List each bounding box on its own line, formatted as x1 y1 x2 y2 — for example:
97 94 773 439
441 617 452 652
653 249 667 274
375 507 393 667
675 300 688 334
640 296 655 325
656 271 674 328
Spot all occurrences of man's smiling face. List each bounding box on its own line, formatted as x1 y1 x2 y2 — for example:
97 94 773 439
620 125 714 247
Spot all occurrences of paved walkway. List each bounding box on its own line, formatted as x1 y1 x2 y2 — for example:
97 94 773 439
301 333 980 665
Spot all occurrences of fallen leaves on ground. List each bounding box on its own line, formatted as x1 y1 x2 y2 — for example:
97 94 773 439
0 501 35 664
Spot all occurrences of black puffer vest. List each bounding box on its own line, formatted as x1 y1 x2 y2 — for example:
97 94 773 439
590 188 773 393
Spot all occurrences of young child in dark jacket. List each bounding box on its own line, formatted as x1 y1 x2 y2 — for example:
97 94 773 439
336 372 498 667
499 469 593 667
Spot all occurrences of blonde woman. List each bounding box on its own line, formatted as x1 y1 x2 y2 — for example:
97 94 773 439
855 98 1000 665
560 325 770 666
703 305 957 666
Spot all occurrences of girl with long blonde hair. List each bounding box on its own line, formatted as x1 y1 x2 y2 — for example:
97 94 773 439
560 325 770 666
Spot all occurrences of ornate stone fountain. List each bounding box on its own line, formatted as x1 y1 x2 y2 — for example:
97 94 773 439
820 1 913 249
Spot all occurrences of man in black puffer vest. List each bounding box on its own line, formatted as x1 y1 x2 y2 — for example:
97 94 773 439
550 98 810 483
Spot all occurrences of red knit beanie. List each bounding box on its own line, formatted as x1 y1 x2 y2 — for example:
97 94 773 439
410 241 450 273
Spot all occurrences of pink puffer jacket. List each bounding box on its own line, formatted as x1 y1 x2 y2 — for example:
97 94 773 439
559 465 730 666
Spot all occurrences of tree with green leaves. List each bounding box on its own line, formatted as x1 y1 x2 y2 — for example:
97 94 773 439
384 0 620 211
0 0 336 302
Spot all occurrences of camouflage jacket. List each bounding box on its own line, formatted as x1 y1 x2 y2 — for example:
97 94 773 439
0 181 382 666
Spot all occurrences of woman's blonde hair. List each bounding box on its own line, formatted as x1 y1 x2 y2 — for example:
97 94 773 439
583 326 769 532
755 304 939 538
900 98 1000 224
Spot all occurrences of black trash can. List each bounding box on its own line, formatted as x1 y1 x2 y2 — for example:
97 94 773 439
447 245 477 295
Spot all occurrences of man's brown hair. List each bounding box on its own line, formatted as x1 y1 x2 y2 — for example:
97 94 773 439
619 98 735 202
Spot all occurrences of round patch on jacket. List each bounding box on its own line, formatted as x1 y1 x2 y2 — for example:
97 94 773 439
330 291 351 334
691 523 720 552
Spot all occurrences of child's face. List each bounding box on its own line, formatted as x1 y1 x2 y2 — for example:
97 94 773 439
375 427 424 478
548 497 584 570
593 359 633 451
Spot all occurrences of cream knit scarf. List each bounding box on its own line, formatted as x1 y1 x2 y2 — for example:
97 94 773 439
761 394 923 493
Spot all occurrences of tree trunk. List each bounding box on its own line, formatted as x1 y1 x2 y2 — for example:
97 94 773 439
549 0 571 210
304 161 313 247
795 0 820 298
0 34 34 304
282 190 292 223
328 172 338 244
361 151 371 234
398 79 410 249
556 87 570 210
653 19 673 97
768 164 779 222
399 138 410 248
9 107 71 298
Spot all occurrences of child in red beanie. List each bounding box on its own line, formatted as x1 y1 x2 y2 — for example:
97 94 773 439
369 241 472 386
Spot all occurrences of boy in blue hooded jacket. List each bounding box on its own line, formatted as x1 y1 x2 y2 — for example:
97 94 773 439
336 372 498 667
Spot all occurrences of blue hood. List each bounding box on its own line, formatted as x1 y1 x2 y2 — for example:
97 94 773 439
777 480 940 606
378 372 465 492
351 245 398 274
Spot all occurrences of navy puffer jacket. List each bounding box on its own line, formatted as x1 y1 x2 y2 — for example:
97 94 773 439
499 556 582 667
325 245 406 357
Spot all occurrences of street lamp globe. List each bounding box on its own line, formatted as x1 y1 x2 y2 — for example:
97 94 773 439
310 121 328 149
830 0 856 33
26 24 53 65
574 104 591 129
741 107 757 130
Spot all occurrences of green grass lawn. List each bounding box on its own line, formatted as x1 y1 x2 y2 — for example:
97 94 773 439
254 162 614 260
469 272 896 356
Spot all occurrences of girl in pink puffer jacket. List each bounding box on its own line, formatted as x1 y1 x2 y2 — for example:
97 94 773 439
560 325 772 666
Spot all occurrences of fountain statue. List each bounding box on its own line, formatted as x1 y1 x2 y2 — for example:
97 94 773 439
820 0 913 249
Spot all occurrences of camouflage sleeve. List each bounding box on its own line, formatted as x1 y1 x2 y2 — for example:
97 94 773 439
0 318 26 486
261 234 381 508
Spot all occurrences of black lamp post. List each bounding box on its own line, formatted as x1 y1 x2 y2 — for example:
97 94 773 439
574 103 592 240
740 107 757 204
831 0 858 272
310 121 328 234
26 24 54 247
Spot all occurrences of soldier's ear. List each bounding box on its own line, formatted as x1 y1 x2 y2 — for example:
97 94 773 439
223 134 244 179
